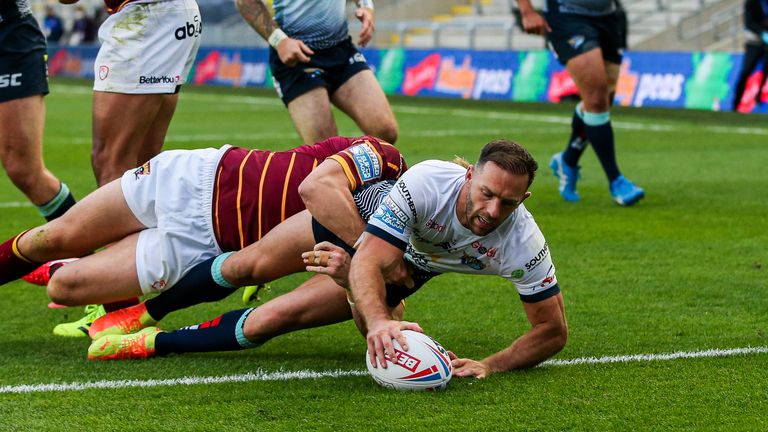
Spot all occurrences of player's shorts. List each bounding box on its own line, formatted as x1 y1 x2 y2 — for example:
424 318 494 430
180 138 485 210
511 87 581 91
121 146 228 294
270 37 370 106
544 10 624 66
0 15 49 103
312 218 438 307
94 0 201 94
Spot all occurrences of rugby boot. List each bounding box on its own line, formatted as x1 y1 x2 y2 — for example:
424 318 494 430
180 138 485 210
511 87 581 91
88 302 157 339
88 326 161 360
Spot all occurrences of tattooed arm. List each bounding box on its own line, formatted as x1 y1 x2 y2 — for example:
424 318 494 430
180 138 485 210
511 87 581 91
235 0 314 66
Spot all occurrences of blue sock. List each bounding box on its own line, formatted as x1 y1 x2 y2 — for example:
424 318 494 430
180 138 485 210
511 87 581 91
155 308 260 355
37 183 76 221
563 104 588 167
145 253 238 320
583 111 621 182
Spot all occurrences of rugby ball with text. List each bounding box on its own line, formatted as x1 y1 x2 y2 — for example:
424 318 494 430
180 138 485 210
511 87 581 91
365 330 452 391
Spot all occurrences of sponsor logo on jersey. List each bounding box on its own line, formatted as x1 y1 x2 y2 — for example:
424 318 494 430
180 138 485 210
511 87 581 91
568 35 586 50
397 181 417 222
0 73 22 88
539 275 555 288
373 197 408 234
524 242 549 271
98 65 110 81
349 144 381 182
349 52 367 65
151 279 167 290
511 268 525 279
139 75 181 84
393 348 421 372
175 15 202 40
133 161 151 180
471 241 497 258
460 252 486 270
425 218 445 233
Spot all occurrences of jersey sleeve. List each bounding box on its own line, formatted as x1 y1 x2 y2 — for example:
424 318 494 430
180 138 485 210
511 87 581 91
326 136 407 190
364 165 429 251
505 227 560 303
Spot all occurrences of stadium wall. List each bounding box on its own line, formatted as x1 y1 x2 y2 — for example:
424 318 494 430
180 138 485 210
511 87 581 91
46 46 768 114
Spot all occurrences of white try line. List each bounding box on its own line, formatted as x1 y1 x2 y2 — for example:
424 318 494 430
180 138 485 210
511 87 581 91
0 201 32 209
1 345 766 394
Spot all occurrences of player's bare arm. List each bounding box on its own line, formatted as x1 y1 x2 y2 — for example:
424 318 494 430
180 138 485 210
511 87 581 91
236 0 313 66
516 0 551 35
354 2 375 47
350 234 423 369
298 160 367 248
452 293 567 378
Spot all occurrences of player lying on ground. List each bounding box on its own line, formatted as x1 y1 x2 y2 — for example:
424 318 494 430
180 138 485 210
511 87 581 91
0 136 406 337
88 140 568 379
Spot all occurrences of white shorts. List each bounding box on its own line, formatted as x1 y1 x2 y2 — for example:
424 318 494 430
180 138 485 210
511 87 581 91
94 0 202 94
120 146 230 294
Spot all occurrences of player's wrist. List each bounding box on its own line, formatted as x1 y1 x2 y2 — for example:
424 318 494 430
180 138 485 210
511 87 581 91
268 28 288 48
357 0 374 11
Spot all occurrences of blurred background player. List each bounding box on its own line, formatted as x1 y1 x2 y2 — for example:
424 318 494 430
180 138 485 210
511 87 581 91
42 5 65 44
0 0 76 222
732 0 768 111
236 0 398 144
516 0 644 206
53 0 203 334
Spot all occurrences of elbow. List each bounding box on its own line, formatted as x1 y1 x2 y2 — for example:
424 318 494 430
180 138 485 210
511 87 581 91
298 179 318 206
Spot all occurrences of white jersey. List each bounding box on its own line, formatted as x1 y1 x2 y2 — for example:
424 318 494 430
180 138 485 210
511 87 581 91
367 160 559 302
272 0 349 49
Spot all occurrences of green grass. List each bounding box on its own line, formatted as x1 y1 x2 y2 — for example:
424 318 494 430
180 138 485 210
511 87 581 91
1 78 766 431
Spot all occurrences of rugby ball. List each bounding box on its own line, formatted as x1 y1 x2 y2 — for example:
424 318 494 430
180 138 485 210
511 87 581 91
365 330 452 391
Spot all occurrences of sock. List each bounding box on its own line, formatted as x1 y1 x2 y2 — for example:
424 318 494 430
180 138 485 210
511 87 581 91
37 182 76 222
563 103 589 167
155 308 260 355
104 298 140 312
0 231 42 286
582 110 621 182
145 253 238 321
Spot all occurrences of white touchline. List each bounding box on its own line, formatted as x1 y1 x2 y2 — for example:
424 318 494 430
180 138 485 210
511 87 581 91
0 201 32 208
1 346 766 394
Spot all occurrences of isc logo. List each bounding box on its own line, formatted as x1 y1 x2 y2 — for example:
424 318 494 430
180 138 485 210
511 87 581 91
0 73 22 88
175 15 202 40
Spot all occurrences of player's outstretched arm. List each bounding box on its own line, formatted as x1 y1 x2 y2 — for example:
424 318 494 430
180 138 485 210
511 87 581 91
515 0 551 35
452 293 567 378
355 0 375 47
350 234 422 369
235 0 313 66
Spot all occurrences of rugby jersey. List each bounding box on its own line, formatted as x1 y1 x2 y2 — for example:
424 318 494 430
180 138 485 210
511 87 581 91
0 0 31 23
272 0 349 49
212 136 406 251
545 0 615 16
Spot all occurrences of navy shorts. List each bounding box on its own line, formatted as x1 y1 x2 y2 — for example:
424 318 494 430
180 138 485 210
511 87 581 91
312 218 438 308
270 37 370 106
544 11 624 66
0 14 49 103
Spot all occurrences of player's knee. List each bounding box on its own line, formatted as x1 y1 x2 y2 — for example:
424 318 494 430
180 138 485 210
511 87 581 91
222 253 260 286
373 121 398 144
47 272 81 306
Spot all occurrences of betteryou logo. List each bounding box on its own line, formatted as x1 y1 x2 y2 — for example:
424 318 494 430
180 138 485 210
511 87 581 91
139 75 180 84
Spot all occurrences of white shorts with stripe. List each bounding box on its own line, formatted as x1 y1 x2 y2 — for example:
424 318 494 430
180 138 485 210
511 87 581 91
94 0 202 94
120 146 230 294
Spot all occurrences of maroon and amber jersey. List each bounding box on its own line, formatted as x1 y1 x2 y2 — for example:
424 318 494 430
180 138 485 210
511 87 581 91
212 136 407 251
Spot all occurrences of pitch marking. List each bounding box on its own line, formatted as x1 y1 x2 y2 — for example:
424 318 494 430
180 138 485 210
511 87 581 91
1 346 766 394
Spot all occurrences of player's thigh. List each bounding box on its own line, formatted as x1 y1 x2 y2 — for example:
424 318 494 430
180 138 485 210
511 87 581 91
286 87 337 144
566 48 610 111
243 274 351 339
20 179 145 260
224 210 316 284
0 95 44 168
48 232 143 305
331 70 397 138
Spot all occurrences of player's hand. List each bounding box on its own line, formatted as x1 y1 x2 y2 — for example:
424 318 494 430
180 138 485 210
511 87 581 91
520 10 550 36
302 242 351 288
366 319 423 369
448 351 491 379
276 37 314 67
355 7 375 47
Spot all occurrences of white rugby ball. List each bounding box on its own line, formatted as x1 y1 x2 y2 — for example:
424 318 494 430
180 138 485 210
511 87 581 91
366 330 452 391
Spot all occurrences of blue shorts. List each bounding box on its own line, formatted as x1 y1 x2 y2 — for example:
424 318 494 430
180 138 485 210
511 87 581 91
269 37 370 106
0 15 49 103
544 10 624 66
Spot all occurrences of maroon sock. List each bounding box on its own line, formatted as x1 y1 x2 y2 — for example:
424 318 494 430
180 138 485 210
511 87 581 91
103 298 140 312
0 231 42 286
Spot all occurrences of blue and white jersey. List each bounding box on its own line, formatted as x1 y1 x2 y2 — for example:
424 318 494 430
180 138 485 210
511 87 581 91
0 0 31 23
366 160 559 303
273 0 349 49
545 0 615 16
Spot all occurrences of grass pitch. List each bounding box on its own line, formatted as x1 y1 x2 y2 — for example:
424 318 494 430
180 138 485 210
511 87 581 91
0 79 766 431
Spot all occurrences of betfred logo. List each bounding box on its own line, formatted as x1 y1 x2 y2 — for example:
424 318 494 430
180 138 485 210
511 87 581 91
175 15 202 40
393 349 421 372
